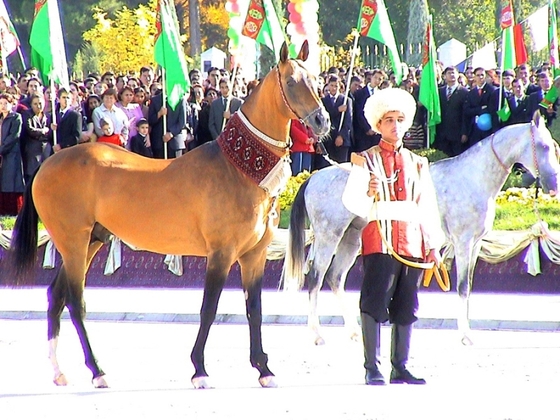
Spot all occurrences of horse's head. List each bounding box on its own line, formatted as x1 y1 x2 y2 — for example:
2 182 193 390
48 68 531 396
524 112 560 196
276 41 330 136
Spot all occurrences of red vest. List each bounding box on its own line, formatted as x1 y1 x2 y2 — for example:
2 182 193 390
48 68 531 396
361 142 427 259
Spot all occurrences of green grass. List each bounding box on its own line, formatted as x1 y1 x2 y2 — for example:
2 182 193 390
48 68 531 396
279 200 560 231
494 202 560 230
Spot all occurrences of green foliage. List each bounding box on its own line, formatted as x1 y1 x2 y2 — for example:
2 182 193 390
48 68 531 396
278 171 311 211
415 148 448 163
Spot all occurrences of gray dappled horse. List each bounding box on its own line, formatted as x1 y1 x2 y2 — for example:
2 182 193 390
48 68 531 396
283 114 559 345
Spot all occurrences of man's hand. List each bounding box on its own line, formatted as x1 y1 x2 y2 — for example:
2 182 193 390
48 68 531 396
366 129 376 136
158 107 168 118
367 172 380 197
426 249 442 266
223 109 231 120
338 104 347 113
163 132 173 142
335 135 343 147
53 144 61 153
460 134 468 144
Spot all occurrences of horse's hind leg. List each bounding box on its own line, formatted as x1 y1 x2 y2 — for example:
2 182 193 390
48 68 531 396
324 224 362 342
47 269 69 386
48 232 106 387
190 250 233 389
239 247 276 388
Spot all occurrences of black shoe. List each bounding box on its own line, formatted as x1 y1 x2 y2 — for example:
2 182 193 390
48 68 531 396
365 368 386 386
389 368 426 385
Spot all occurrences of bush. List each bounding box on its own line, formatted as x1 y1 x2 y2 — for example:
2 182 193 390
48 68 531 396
415 148 449 163
278 171 311 210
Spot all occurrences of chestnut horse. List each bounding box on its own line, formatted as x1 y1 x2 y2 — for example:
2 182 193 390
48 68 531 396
9 41 330 389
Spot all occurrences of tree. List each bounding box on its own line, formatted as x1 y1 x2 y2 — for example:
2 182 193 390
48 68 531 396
407 0 429 65
82 0 158 75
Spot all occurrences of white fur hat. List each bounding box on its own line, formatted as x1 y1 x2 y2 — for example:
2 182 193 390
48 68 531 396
363 88 417 133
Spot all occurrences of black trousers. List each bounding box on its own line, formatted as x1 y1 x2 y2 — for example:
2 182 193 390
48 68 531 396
360 253 423 326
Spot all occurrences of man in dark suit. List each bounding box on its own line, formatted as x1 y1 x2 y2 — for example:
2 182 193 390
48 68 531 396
464 67 496 148
435 66 469 157
516 64 539 96
208 78 243 140
527 71 558 128
352 69 386 152
148 89 190 159
315 75 353 169
506 78 530 125
51 88 82 152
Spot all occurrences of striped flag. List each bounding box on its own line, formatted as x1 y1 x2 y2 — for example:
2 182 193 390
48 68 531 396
0 0 20 58
29 0 69 88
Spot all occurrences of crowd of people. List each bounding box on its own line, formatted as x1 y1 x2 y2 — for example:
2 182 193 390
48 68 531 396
0 59 556 216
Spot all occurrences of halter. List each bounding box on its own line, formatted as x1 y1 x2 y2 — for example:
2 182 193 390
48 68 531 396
276 66 323 125
490 124 541 177
490 134 510 173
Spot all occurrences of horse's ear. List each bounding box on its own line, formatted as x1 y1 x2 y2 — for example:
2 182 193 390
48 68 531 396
297 40 310 61
280 42 289 63
532 110 541 128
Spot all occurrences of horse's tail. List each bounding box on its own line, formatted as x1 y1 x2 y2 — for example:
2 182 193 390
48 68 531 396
281 178 310 292
8 172 39 285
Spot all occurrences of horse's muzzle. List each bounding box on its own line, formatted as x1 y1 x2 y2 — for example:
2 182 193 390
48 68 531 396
541 172 559 196
306 108 330 137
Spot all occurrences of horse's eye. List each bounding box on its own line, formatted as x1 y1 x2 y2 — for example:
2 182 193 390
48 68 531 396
287 78 296 87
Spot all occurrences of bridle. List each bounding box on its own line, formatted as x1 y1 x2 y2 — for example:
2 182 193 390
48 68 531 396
491 123 541 179
276 65 323 125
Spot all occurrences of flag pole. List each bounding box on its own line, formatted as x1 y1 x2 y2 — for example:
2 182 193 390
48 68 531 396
498 34 505 114
17 46 26 69
161 67 168 160
51 78 57 145
338 29 360 133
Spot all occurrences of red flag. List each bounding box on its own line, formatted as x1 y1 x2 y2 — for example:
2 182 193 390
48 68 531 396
513 23 527 65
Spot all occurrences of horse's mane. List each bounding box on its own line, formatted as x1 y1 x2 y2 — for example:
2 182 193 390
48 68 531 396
433 122 530 166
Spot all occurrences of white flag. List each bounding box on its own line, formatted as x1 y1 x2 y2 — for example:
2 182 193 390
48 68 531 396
471 42 497 70
526 5 548 52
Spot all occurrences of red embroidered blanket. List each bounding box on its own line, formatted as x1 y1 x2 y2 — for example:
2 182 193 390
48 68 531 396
217 112 281 186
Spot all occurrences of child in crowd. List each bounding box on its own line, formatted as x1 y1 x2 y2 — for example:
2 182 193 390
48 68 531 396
129 118 153 157
97 118 122 146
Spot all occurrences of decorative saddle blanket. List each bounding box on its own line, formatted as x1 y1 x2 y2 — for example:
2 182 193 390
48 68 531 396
217 111 291 197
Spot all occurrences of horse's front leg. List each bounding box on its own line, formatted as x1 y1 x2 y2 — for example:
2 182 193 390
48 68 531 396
454 240 481 346
239 248 276 388
190 252 231 389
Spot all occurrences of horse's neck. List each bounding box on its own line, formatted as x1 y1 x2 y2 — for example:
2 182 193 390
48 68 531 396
481 127 526 194
241 76 291 143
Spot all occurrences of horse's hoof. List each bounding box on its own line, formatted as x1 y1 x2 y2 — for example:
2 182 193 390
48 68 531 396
192 376 212 389
93 375 109 388
314 336 326 346
259 375 278 388
53 373 68 386
349 331 360 342
461 335 474 346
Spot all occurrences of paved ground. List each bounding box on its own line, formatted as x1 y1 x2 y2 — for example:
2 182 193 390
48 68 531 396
1 288 559 420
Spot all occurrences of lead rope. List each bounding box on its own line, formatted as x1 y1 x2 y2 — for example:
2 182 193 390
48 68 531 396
530 125 543 224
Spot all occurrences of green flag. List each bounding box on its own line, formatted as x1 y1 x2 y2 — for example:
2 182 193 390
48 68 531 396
497 100 511 122
549 0 560 77
29 0 69 88
357 0 402 84
154 0 190 111
241 0 285 61
418 15 440 146
500 0 516 71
